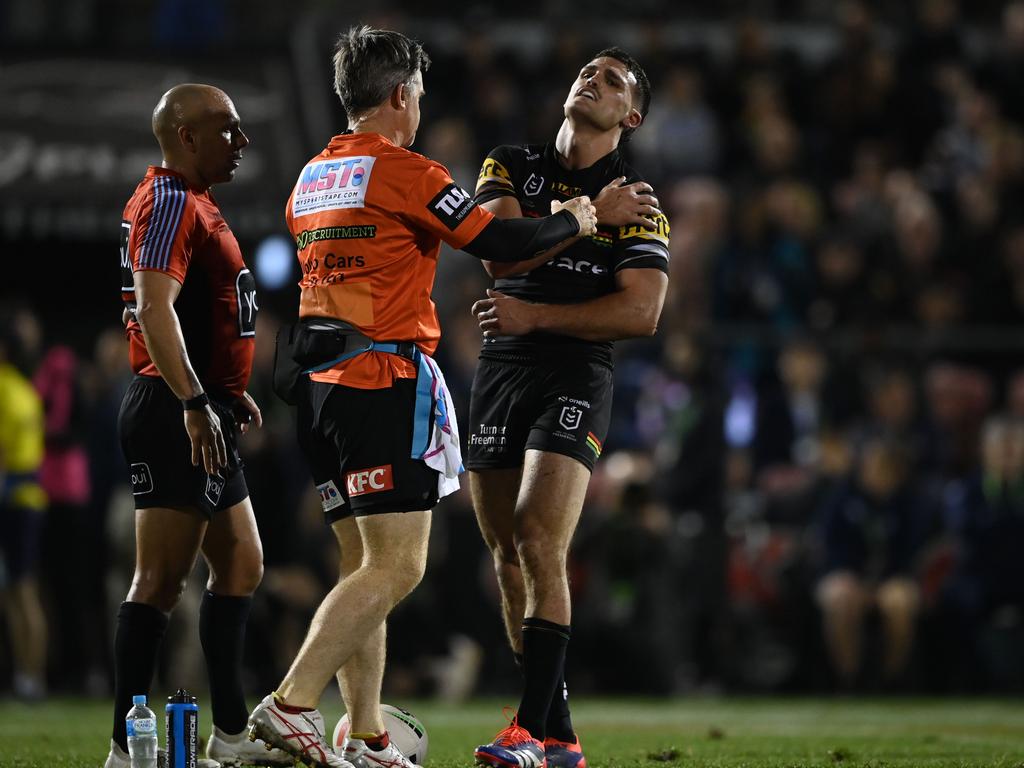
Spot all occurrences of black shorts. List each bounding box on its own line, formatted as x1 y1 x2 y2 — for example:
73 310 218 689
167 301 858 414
297 378 439 523
118 376 248 517
466 357 613 472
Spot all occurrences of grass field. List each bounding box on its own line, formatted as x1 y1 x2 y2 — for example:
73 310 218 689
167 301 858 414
0 697 1022 768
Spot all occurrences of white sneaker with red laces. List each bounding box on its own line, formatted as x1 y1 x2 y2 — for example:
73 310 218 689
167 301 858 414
344 736 422 768
248 694 354 768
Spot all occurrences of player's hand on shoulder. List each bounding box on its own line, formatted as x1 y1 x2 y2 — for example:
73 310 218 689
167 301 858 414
556 195 598 237
593 176 661 229
184 404 227 475
234 391 262 434
472 289 535 337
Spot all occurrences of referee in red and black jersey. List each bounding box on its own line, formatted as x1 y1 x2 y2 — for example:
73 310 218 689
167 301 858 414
104 85 289 768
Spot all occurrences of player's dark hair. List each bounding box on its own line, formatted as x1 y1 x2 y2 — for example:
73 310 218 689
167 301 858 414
594 47 651 143
333 26 431 120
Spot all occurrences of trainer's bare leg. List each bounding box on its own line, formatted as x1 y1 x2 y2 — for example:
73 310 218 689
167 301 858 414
276 509 430 708
515 450 589 624
470 467 526 653
333 516 387 735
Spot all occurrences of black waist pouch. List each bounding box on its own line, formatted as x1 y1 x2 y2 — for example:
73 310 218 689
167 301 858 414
272 319 372 405
272 323 306 406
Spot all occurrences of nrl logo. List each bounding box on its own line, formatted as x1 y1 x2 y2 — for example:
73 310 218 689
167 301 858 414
524 173 545 197
559 406 582 431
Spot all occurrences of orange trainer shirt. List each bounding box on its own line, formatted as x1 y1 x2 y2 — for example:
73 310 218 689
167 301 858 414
286 132 492 389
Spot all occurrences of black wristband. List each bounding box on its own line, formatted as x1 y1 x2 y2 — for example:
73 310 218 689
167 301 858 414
182 392 210 411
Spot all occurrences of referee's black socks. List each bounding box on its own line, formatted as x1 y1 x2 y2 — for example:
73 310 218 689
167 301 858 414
199 590 253 736
516 617 571 740
112 601 169 751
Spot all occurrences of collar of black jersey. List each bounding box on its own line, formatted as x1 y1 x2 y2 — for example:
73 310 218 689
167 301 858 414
546 142 621 181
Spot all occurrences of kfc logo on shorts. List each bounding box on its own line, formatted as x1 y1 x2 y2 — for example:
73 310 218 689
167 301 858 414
346 464 394 496
559 406 582 431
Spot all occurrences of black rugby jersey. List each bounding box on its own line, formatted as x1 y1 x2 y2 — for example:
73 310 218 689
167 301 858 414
474 142 669 366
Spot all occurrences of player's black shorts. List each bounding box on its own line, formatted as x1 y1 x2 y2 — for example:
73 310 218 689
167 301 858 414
297 378 439 523
466 356 613 472
118 375 248 517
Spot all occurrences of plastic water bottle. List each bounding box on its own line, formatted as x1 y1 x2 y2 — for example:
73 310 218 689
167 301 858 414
126 694 159 768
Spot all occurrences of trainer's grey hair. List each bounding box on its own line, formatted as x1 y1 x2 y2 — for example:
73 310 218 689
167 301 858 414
333 26 431 119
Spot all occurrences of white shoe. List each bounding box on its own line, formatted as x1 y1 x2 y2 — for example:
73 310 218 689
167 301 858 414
207 725 294 766
345 737 423 768
248 693 354 768
102 739 221 768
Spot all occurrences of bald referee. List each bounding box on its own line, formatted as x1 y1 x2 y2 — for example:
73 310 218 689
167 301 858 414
104 84 289 768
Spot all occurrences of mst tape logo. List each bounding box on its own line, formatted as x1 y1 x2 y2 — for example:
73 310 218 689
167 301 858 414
292 156 376 216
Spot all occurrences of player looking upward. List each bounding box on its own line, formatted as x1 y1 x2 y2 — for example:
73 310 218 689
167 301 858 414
468 49 670 768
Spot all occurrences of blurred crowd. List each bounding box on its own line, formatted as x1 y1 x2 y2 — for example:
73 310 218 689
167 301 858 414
2 0 1024 701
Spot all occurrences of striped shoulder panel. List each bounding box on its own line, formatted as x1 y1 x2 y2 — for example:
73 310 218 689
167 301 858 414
138 176 189 270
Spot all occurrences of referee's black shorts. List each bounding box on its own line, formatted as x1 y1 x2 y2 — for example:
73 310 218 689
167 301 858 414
465 356 613 472
118 375 248 516
296 378 439 523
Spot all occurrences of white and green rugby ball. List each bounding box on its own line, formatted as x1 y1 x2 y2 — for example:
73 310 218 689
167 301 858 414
333 704 428 764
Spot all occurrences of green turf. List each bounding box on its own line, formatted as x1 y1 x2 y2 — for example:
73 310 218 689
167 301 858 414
0 697 1022 768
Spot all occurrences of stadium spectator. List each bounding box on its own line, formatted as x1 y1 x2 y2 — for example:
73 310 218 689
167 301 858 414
0 306 48 701
815 436 930 689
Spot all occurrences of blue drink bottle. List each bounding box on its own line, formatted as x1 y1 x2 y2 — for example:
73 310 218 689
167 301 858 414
166 689 198 768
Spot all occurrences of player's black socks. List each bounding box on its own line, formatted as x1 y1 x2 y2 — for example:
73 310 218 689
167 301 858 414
546 670 576 743
516 617 570 740
199 590 253 735
517 645 574 740
112 601 169 751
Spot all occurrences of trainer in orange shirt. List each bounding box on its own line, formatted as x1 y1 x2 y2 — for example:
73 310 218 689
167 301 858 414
249 26 599 768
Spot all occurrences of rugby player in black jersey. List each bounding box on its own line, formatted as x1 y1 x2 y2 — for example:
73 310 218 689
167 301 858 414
469 49 669 768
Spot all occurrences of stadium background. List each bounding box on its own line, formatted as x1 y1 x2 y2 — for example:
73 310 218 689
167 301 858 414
1 0 1023 708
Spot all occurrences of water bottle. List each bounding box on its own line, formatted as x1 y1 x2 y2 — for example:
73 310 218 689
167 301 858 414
126 694 159 768
166 688 198 768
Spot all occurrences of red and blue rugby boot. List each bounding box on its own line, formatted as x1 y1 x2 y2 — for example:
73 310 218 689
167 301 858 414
474 712 546 768
543 735 586 768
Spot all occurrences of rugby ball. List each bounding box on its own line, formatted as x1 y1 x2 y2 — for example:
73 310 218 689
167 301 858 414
333 704 429 764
